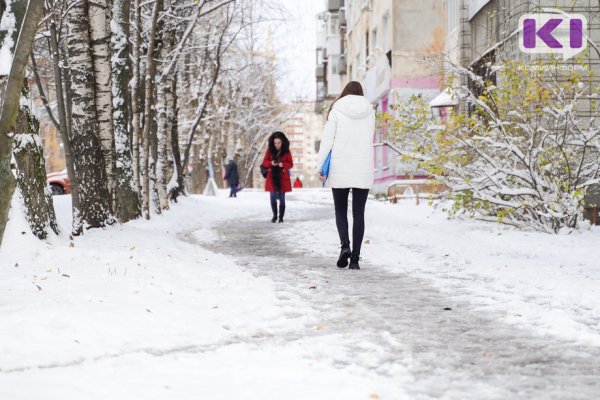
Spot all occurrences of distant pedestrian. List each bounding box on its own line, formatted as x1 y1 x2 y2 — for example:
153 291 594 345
293 177 303 188
262 131 293 223
224 157 240 198
317 81 375 270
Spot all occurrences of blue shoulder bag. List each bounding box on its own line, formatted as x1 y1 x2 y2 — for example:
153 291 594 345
320 150 332 187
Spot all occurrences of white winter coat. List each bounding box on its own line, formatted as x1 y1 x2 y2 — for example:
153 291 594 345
316 95 375 189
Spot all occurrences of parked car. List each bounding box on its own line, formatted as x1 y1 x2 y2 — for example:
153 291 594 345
46 170 70 195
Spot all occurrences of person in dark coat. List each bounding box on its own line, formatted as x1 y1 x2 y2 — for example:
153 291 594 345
224 157 240 198
262 131 293 223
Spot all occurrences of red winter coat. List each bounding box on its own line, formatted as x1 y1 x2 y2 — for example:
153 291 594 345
262 149 293 193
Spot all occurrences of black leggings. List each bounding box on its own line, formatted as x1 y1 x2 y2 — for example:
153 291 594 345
332 188 369 256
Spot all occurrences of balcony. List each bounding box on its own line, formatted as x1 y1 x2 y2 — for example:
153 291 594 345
338 55 347 75
339 8 346 27
328 0 342 12
316 64 326 80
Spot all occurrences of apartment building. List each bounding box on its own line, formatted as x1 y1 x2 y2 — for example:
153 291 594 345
344 0 446 192
315 0 347 109
446 0 600 113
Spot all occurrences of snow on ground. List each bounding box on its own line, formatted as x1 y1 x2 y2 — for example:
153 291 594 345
285 190 600 347
0 191 407 399
1 188 599 399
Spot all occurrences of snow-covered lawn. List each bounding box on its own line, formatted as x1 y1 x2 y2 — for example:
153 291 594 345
1 189 599 399
0 193 407 399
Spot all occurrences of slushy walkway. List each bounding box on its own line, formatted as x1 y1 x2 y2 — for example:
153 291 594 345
189 191 600 399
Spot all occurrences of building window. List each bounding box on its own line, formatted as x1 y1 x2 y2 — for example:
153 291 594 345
382 13 389 52
328 15 339 36
330 55 339 74
371 29 377 54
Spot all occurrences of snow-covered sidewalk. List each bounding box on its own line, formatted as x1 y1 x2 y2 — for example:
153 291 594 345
1 190 599 399
0 193 405 399
287 191 600 348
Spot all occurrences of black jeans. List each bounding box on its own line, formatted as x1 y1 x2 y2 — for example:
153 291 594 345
270 191 286 206
229 184 238 197
332 188 369 256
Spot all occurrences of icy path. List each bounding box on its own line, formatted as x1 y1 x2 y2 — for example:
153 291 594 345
188 191 600 400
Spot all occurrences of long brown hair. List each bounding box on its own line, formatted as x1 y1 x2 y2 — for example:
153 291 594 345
327 81 364 120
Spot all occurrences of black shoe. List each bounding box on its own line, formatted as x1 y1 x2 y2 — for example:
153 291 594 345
278 205 285 223
337 246 351 268
349 255 361 270
270 202 278 223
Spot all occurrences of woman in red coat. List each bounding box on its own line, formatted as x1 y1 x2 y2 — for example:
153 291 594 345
262 131 294 223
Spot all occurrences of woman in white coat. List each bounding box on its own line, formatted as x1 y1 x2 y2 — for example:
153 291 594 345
317 81 375 270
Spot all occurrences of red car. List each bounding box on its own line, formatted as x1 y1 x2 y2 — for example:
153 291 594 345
47 170 71 195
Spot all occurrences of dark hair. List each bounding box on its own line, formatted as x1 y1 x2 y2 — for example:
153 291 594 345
327 81 364 119
268 131 290 158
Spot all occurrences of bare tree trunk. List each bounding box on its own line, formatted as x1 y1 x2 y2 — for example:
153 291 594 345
156 3 174 210
168 74 185 201
0 0 15 246
65 0 113 233
190 144 208 194
181 66 221 174
89 0 115 200
48 8 81 224
180 21 230 175
62 55 74 137
0 127 15 247
140 0 162 219
210 133 225 189
13 84 59 239
112 0 141 222
0 0 44 245
150 123 161 215
131 0 143 193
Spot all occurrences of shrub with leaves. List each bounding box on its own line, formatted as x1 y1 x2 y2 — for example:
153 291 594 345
380 60 600 233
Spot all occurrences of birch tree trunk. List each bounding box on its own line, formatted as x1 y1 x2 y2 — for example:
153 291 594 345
155 2 174 210
156 78 171 210
112 0 141 222
89 0 115 201
65 0 113 233
131 0 143 193
140 0 162 219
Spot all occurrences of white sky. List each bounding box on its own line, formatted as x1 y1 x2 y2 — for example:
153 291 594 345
270 0 323 102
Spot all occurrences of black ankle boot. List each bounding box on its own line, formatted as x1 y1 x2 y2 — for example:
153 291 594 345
270 202 278 223
278 205 285 223
337 242 351 268
349 254 361 270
